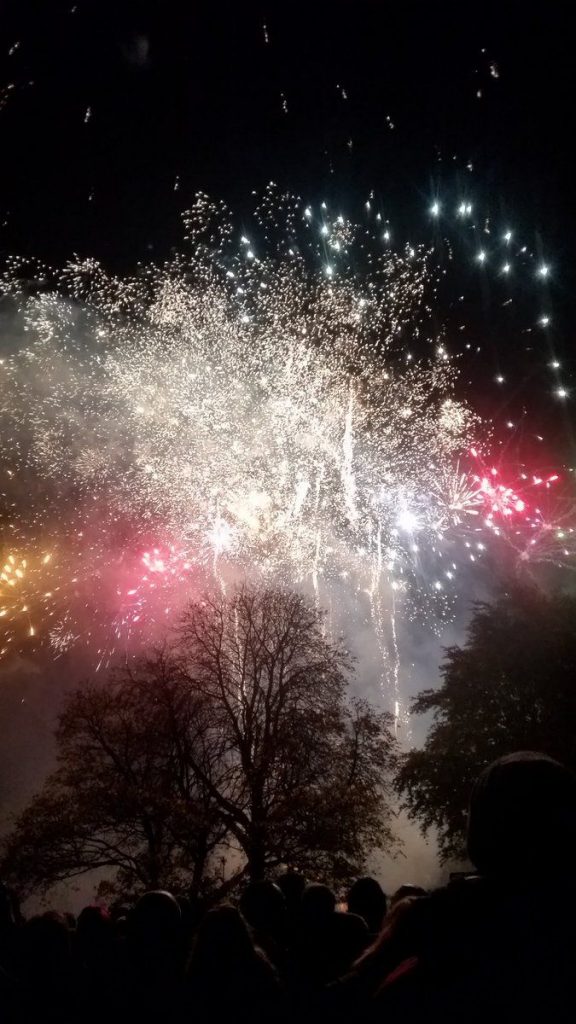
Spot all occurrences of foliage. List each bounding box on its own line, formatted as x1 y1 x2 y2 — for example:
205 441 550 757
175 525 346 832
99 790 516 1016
2 585 398 898
398 584 576 861
1 648 226 900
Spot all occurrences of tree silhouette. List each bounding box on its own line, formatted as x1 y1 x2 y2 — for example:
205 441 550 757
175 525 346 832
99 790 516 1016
2 585 398 897
176 585 398 882
398 584 576 860
2 647 226 899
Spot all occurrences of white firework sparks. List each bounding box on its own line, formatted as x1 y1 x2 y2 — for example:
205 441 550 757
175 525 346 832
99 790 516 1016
3 186 566 707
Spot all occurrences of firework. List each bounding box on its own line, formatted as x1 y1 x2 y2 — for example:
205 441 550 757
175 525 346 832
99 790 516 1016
0 551 53 655
0 187 573 704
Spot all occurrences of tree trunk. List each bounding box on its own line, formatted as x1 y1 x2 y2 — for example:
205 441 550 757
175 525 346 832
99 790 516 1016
247 807 266 881
248 838 266 882
189 832 209 897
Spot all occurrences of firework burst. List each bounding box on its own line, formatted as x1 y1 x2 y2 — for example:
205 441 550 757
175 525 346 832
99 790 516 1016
0 188 573 707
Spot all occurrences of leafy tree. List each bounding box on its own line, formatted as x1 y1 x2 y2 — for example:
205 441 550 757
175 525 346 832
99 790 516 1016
2 585 398 897
398 584 576 861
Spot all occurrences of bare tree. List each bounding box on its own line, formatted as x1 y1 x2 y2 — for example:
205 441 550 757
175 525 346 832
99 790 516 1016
176 585 398 882
2 648 226 900
3 585 398 898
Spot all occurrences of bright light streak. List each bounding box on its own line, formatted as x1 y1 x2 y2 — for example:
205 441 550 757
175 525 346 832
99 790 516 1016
397 510 420 533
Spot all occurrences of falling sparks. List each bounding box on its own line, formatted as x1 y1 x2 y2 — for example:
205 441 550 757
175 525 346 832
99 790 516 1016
0 551 57 652
0 187 573 699
0 189 475 692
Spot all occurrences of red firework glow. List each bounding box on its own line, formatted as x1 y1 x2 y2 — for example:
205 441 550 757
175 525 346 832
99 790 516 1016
469 448 562 530
463 449 576 570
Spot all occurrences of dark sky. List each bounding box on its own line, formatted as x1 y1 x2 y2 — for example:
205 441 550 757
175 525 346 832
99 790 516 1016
0 2 573 261
0 0 574 444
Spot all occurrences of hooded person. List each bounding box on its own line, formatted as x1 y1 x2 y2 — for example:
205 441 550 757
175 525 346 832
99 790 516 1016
372 751 576 1022
467 750 576 878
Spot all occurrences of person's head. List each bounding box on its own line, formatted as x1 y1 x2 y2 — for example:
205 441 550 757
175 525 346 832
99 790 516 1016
467 751 576 878
21 912 71 975
276 871 307 912
353 893 423 974
390 884 427 908
300 883 336 924
190 903 256 973
128 890 181 953
347 877 387 934
76 905 113 959
239 880 285 936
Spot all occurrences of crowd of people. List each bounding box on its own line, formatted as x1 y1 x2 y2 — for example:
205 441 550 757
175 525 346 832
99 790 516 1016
2 751 576 1022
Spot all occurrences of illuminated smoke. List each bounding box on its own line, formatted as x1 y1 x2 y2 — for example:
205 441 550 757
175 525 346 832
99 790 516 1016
1 189 572 708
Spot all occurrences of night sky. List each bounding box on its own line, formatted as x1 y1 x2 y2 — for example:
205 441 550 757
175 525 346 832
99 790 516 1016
1 0 574 450
0 2 573 261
